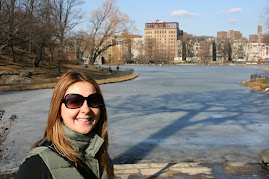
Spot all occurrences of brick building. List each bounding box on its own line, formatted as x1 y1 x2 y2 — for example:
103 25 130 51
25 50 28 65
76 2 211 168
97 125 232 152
248 25 269 43
217 31 227 40
249 35 258 43
217 30 242 41
144 20 183 63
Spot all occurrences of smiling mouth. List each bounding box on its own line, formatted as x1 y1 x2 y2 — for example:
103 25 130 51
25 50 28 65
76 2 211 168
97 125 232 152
76 118 92 122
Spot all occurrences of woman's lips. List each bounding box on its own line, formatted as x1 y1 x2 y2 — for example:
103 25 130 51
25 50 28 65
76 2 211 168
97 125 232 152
76 118 92 122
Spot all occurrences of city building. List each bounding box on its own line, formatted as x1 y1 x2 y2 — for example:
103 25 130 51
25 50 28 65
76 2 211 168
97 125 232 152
258 25 262 35
217 29 242 41
227 30 242 40
249 25 262 43
245 42 269 61
182 32 193 42
131 37 144 63
231 39 248 60
175 37 215 63
248 25 269 43
247 26 269 60
102 33 143 64
116 33 143 63
217 31 227 40
249 35 259 43
144 20 183 63
174 25 269 63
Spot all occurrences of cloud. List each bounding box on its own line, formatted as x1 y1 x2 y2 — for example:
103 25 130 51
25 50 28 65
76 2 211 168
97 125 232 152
171 10 200 17
226 19 238 24
221 8 243 14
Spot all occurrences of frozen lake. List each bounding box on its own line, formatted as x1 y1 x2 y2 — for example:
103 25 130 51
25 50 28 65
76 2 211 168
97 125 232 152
1 65 269 172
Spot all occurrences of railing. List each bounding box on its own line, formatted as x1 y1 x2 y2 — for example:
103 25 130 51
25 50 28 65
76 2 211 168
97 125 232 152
250 71 269 81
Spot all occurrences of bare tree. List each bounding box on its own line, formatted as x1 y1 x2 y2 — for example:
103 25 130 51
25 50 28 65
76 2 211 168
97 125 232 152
231 40 247 60
261 34 269 45
265 2 269 34
0 0 54 65
216 39 232 61
166 45 174 64
132 38 144 64
198 39 213 64
185 39 195 61
176 40 186 61
73 30 90 61
0 0 85 66
109 45 124 64
52 0 84 59
144 37 156 63
88 0 135 64
121 34 132 62
27 0 58 66
0 0 27 62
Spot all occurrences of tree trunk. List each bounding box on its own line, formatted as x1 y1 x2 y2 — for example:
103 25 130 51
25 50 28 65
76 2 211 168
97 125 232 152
10 39 16 62
34 41 45 67
34 51 42 67
10 0 16 62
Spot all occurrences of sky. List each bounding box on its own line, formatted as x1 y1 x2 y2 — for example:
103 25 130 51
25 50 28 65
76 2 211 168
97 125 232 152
79 0 269 39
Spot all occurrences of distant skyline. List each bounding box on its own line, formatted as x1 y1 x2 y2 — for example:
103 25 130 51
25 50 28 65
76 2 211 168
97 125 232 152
79 0 269 39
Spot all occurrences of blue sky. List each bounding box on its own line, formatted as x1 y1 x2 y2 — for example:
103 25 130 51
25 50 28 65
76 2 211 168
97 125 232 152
80 0 268 39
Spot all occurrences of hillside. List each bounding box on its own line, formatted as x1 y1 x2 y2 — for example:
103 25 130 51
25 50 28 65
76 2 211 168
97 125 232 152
0 47 112 91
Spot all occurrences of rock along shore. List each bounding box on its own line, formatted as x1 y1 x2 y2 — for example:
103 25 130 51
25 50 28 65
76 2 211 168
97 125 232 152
114 162 269 178
2 162 268 178
0 73 139 92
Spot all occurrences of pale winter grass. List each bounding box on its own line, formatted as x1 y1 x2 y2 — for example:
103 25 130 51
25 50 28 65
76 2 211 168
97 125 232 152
242 79 269 91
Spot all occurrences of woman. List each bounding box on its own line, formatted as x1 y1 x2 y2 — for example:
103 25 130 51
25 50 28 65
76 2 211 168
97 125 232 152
16 71 115 179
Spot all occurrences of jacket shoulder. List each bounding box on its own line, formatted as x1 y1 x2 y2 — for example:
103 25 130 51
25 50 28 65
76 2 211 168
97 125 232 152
16 154 53 179
21 146 84 179
20 146 49 165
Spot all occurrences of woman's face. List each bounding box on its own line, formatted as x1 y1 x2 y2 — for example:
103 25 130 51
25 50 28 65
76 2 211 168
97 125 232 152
61 81 101 134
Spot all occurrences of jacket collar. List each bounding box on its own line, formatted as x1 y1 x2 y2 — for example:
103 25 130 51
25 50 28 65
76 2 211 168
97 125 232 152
62 123 104 158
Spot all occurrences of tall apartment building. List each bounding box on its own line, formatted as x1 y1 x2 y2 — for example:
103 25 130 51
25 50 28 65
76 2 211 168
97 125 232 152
249 25 269 43
144 20 182 63
183 32 193 42
249 35 258 43
217 31 227 40
217 30 242 41
258 25 262 35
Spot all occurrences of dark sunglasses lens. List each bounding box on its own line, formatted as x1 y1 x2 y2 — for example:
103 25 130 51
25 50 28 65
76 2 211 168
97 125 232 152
65 94 84 109
88 94 102 108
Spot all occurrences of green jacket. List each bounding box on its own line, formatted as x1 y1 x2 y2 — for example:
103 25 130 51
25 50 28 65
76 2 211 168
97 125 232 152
20 124 112 179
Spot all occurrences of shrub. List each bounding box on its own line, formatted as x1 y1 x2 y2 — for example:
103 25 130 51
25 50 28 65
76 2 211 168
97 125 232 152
0 109 17 163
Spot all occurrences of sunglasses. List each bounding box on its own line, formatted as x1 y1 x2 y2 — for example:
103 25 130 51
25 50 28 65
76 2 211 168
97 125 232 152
61 93 103 109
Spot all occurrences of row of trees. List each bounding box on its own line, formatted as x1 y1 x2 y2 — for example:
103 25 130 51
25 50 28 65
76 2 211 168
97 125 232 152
143 37 232 64
0 0 135 67
180 38 234 63
143 37 253 64
144 38 177 64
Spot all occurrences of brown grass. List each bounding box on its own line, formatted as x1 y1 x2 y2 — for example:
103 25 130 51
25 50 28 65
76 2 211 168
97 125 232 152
241 79 269 91
0 47 112 91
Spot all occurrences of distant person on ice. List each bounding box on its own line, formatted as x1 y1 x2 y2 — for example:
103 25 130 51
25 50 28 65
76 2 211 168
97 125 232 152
16 71 115 179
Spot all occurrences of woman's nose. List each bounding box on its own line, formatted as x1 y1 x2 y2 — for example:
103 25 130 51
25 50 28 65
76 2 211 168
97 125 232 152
80 100 92 113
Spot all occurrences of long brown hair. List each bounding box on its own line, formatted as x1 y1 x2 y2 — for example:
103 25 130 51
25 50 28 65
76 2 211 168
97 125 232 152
32 71 114 178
